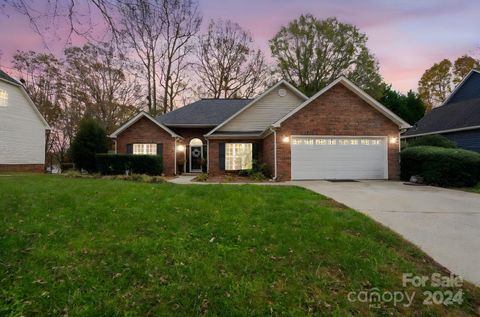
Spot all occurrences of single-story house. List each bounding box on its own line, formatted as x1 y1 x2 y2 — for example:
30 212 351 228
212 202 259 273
402 69 480 152
0 69 50 172
110 77 410 181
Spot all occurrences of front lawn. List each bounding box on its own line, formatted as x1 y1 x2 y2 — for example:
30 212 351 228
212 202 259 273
0 175 479 315
460 183 480 194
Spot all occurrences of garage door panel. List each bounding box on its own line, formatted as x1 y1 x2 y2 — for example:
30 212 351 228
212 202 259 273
291 136 387 180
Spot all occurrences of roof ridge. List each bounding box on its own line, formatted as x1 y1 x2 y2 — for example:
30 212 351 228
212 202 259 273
200 98 253 100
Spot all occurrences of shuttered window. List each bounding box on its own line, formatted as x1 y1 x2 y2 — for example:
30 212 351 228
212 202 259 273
133 144 157 155
225 143 252 170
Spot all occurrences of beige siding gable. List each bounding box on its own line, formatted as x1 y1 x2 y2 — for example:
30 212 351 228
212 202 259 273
218 83 305 132
0 81 46 164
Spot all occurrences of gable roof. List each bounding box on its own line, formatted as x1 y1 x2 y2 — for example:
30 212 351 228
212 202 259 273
206 80 308 136
402 97 480 137
272 76 411 129
0 69 50 129
403 69 480 138
0 69 20 85
442 69 480 105
110 111 181 138
156 99 252 127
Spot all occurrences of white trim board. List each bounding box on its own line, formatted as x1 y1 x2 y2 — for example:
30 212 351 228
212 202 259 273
272 76 411 129
401 125 480 139
109 111 181 138
205 80 308 136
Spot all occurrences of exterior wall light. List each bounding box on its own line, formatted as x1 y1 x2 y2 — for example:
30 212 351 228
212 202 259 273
389 137 398 144
177 144 185 152
282 136 290 143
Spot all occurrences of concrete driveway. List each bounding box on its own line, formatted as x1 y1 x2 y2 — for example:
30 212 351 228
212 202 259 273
289 180 480 285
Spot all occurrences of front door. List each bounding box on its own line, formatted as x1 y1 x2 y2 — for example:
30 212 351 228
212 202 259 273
190 145 203 172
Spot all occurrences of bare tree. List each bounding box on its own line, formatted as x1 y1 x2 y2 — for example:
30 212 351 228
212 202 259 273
3 0 119 47
119 0 164 115
158 0 201 112
64 42 142 133
195 19 268 99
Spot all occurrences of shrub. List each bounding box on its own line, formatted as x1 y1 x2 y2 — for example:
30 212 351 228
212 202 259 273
407 134 456 149
238 160 272 179
401 146 480 187
95 154 163 175
194 173 209 182
70 118 108 172
110 174 165 183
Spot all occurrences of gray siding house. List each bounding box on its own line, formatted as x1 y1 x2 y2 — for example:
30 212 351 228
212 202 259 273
403 69 480 152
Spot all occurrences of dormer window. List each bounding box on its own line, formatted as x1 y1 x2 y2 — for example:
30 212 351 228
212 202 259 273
0 89 7 106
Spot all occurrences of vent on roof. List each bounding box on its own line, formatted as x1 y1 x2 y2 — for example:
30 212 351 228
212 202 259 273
278 88 287 97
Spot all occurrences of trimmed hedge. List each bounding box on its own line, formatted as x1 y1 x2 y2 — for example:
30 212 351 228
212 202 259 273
406 134 456 149
96 154 163 175
401 146 480 187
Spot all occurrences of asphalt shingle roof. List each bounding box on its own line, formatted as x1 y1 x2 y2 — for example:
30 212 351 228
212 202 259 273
0 69 19 85
403 97 480 136
156 99 252 126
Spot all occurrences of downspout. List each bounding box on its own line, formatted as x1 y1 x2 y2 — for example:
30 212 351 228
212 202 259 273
174 138 177 175
270 127 277 181
206 138 210 173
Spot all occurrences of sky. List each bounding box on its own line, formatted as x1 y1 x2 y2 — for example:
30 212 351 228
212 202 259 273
0 0 479 92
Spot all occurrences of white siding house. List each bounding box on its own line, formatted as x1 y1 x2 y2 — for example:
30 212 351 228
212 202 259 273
0 70 50 171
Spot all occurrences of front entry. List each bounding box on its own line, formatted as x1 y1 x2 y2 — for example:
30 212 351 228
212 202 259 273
189 138 203 172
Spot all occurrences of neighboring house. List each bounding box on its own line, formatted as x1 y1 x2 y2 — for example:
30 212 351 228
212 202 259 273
403 69 480 152
110 77 410 181
0 69 50 172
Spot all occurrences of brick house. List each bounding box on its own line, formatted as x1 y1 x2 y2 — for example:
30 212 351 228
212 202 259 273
110 77 410 181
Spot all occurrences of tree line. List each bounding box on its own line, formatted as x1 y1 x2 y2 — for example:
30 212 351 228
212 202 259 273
8 0 467 167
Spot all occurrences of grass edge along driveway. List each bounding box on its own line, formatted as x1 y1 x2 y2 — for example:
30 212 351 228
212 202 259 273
0 174 479 316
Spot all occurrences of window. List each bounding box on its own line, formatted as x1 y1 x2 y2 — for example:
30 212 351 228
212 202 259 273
0 89 7 106
225 143 252 170
133 143 157 155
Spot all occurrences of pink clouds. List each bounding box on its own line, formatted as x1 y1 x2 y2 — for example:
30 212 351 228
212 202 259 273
1 0 479 93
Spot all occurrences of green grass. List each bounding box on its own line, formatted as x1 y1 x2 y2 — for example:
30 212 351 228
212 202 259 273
0 175 479 316
460 183 480 194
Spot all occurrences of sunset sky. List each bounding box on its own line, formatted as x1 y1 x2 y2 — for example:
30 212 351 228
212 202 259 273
0 0 479 92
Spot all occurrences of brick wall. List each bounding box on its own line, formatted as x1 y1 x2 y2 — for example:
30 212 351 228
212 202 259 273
275 84 400 181
262 133 275 178
116 117 176 176
0 164 44 173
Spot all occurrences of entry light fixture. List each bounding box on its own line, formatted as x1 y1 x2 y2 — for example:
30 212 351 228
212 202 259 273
177 144 185 152
389 137 398 144
282 136 290 143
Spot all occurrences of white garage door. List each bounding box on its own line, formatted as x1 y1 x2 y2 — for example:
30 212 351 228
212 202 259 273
291 136 388 180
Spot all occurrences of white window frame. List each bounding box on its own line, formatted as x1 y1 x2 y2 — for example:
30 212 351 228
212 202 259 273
0 89 7 107
133 143 157 155
225 143 253 171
